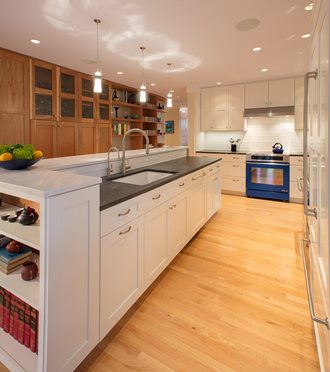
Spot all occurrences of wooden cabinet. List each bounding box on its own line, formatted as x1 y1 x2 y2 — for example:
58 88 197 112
245 78 294 108
187 169 206 236
294 77 304 130
201 84 245 131
144 202 169 287
100 217 144 340
0 49 30 143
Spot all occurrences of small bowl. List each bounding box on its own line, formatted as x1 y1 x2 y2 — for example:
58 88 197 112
0 158 42 170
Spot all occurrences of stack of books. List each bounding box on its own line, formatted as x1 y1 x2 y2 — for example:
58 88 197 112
0 287 38 353
0 245 32 274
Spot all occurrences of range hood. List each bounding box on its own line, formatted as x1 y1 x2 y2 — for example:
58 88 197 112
243 106 295 118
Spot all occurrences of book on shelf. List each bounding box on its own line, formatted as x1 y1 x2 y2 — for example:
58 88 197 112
0 255 33 275
30 307 38 353
3 290 10 333
24 305 31 348
17 298 25 344
0 245 32 265
0 287 4 328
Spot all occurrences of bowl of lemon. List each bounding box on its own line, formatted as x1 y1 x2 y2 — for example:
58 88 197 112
0 144 43 170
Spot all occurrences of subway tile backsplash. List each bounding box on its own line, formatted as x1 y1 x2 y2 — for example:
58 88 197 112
197 117 303 153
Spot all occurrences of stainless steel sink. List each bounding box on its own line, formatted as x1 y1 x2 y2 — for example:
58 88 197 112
112 170 175 185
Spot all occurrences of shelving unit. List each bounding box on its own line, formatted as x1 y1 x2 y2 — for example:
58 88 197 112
142 95 166 148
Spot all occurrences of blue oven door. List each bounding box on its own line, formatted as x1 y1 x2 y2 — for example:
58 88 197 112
246 162 290 201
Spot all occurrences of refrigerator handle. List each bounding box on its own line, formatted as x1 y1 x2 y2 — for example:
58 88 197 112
303 71 318 218
301 239 329 329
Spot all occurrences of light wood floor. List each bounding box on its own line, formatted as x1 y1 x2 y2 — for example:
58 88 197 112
0 195 320 371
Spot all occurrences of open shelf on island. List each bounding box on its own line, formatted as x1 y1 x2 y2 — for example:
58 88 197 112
0 253 40 310
0 204 40 251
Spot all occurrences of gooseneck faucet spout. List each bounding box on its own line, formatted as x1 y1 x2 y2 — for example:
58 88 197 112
107 146 120 177
122 128 149 173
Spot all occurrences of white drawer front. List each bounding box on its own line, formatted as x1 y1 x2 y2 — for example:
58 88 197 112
221 162 245 177
101 198 140 237
221 154 246 163
290 156 303 166
222 176 245 193
206 160 221 175
196 153 222 159
290 165 303 181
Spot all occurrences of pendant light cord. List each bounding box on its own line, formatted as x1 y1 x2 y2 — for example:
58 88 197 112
94 19 101 73
140 47 146 84
167 63 172 94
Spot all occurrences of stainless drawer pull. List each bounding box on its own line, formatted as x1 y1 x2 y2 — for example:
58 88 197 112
179 182 185 187
209 168 214 172
301 239 329 328
216 165 220 168
232 165 239 168
119 226 132 235
214 177 218 181
192 174 204 181
118 208 131 217
152 194 161 200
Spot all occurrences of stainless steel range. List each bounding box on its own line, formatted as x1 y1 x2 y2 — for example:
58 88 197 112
246 153 290 201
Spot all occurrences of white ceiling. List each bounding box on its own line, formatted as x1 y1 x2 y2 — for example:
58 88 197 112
0 0 313 105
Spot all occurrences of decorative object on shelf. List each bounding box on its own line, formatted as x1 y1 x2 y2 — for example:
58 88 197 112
6 240 22 254
229 138 240 152
114 106 120 118
128 92 137 104
130 114 139 119
157 103 162 110
123 90 128 103
112 89 119 101
123 111 129 119
0 235 10 246
0 157 43 170
272 142 284 154
21 261 38 281
1 213 10 221
0 144 44 170
0 243 32 274
139 47 147 103
165 120 175 133
17 207 39 225
93 18 103 93
166 63 173 108
8 215 17 223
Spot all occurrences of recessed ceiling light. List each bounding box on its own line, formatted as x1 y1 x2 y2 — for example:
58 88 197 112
235 18 261 31
117 71 123 75
305 3 314 11
30 39 40 44
216 82 222 85
261 68 268 72
301 33 311 38
170 89 174 93
150 83 156 86
253 47 262 52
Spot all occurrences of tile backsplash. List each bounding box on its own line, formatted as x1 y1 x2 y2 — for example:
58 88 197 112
197 117 303 153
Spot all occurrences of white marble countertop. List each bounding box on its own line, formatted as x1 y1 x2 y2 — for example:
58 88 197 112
0 146 188 200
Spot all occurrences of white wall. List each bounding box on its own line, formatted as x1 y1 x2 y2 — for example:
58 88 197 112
197 117 303 153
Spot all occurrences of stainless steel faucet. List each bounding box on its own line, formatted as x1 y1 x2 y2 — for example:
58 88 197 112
122 128 149 173
107 146 120 177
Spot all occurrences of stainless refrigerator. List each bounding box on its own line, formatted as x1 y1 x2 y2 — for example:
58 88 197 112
301 0 330 371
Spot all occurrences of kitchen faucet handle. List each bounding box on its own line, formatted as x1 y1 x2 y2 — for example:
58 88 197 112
125 160 131 170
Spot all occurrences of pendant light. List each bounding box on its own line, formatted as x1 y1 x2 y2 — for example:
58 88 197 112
166 63 173 108
93 19 102 93
139 47 147 103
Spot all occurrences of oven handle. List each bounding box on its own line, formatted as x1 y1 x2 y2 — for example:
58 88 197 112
303 71 318 219
246 162 289 167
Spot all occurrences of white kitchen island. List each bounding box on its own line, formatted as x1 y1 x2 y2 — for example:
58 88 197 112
0 146 221 372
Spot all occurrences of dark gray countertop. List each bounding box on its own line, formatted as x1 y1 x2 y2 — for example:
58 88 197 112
196 149 303 156
100 156 221 210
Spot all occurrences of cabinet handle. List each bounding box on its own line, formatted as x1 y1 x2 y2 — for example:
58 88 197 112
119 226 132 235
152 194 161 200
232 157 239 160
118 208 131 217
297 177 303 192
192 174 204 181
232 165 239 168
301 239 329 328
179 182 185 187
169 205 173 210
216 164 220 168
209 168 214 172
172 204 176 208
214 177 218 181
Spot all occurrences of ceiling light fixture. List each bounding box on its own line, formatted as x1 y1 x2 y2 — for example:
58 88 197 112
305 3 314 10
253 47 262 52
117 71 123 75
150 83 156 86
30 39 40 44
93 19 102 93
301 33 311 38
139 47 147 103
261 68 268 72
166 63 173 108
216 82 222 85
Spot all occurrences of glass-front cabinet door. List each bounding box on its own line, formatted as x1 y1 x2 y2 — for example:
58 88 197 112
59 68 77 121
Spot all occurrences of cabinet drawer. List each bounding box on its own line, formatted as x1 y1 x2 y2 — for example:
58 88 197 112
101 198 139 237
290 156 303 166
196 153 222 159
205 161 221 175
290 165 303 181
221 154 246 162
222 177 245 193
221 162 245 177
290 180 303 200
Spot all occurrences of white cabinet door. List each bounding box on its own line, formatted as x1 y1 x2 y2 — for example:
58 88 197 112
187 173 206 236
213 86 229 130
45 186 100 372
206 171 221 219
144 202 168 287
229 109 245 130
268 78 294 107
214 109 229 130
245 81 268 108
168 192 188 259
100 217 144 340
201 88 214 131
295 76 304 106
229 84 244 110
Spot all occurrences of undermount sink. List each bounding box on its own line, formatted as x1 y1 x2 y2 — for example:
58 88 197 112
112 170 175 185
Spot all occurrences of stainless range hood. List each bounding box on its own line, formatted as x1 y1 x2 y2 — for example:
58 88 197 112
243 106 295 118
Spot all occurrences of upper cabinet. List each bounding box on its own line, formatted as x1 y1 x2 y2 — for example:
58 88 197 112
245 78 294 108
201 84 245 131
